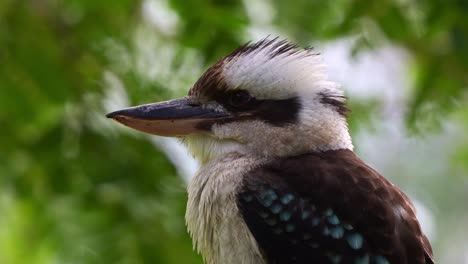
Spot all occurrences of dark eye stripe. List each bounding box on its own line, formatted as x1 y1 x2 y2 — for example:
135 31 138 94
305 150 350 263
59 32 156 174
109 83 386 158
223 90 257 111
255 97 300 126
216 91 300 126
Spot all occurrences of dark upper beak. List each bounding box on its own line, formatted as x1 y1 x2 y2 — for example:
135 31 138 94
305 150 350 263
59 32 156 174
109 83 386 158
106 97 229 137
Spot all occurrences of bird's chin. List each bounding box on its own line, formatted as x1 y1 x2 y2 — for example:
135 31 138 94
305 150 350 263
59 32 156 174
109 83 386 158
183 134 247 164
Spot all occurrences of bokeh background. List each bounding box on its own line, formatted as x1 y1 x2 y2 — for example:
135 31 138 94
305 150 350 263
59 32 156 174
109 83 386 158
1 0 468 263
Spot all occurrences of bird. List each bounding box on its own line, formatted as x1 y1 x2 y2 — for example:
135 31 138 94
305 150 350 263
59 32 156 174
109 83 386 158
106 38 434 264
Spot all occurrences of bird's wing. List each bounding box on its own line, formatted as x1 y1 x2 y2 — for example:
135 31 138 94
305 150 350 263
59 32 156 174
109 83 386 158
237 149 433 264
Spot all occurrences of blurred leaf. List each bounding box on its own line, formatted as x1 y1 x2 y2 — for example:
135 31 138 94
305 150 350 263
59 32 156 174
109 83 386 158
1 0 468 263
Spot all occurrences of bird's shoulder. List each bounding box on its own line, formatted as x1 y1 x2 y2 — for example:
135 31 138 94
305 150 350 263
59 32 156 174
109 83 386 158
237 149 433 264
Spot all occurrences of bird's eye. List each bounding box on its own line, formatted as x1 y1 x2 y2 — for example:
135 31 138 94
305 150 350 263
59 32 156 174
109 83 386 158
227 90 253 109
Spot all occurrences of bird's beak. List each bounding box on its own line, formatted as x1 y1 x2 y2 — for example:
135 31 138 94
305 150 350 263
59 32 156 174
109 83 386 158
106 97 228 137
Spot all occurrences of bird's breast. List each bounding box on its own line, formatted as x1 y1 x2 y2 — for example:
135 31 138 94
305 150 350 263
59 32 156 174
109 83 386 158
185 152 266 264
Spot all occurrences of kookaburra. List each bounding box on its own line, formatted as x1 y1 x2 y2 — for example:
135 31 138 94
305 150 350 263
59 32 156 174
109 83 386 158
107 38 434 264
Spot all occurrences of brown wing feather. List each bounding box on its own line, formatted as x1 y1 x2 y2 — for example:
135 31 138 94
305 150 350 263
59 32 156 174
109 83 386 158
238 149 434 263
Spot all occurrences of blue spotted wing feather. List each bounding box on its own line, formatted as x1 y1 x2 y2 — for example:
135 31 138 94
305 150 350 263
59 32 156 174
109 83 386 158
239 185 383 263
237 149 433 264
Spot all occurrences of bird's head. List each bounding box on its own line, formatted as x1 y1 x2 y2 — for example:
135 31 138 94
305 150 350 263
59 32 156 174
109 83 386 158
107 38 353 164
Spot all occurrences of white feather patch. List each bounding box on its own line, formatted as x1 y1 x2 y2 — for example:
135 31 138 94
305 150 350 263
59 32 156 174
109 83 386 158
222 39 341 100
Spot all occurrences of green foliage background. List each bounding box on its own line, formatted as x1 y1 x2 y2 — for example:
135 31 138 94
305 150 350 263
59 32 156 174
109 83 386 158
1 0 467 263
